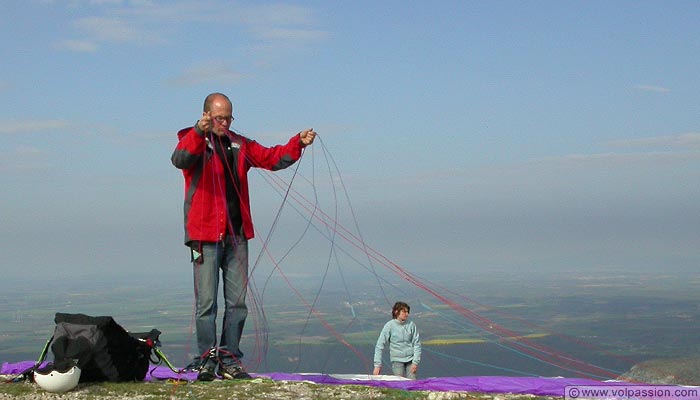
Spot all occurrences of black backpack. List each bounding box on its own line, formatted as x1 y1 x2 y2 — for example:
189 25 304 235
46 313 160 382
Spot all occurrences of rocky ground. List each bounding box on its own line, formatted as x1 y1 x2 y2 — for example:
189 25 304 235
0 376 558 400
617 356 700 386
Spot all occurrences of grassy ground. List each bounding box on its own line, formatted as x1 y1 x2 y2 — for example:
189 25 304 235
0 377 560 400
3 379 419 400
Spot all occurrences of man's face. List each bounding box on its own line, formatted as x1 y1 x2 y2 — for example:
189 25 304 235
209 98 233 136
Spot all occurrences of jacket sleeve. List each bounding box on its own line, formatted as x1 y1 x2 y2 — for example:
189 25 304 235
244 133 303 171
171 126 207 170
373 322 391 367
411 323 422 365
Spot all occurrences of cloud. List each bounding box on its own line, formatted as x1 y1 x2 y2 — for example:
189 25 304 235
528 150 700 166
252 27 329 44
87 0 123 5
0 145 51 174
116 1 221 23
236 3 329 60
54 1 328 61
0 120 70 134
521 133 700 169
167 61 246 86
72 16 166 45
633 84 671 93
14 144 44 156
606 132 700 148
54 39 100 52
236 3 315 26
54 2 177 51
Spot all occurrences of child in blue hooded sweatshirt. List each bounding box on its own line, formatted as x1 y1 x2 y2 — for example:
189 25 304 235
373 301 422 379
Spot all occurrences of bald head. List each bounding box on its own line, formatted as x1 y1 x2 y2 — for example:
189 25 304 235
203 92 232 112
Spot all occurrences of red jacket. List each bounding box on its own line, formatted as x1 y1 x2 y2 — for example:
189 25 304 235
171 126 304 243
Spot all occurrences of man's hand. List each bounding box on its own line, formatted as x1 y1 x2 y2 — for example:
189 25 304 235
373 366 381 376
410 364 418 375
299 128 316 146
197 112 211 134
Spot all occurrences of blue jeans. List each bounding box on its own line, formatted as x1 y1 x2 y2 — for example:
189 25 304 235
392 361 416 379
192 236 248 366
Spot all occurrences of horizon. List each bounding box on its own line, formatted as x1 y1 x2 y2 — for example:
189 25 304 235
2 269 699 379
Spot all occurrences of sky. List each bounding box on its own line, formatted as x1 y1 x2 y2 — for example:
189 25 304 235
1 0 699 286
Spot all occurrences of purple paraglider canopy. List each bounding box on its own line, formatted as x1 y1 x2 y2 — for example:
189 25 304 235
3 361 626 396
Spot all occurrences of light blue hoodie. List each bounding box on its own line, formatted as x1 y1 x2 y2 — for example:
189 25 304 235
373 318 422 367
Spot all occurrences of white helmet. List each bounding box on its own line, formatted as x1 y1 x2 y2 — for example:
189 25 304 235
33 364 81 393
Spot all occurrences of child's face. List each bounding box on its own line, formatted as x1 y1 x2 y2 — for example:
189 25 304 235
396 308 409 322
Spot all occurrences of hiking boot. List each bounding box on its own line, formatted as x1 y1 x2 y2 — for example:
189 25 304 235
218 364 251 380
197 365 216 381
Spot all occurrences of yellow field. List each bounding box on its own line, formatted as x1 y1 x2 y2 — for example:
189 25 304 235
423 333 549 346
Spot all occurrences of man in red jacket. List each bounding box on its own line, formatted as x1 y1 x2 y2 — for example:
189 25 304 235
171 93 316 380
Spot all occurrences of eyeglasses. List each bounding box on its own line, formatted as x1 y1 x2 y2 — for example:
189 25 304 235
213 115 234 124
